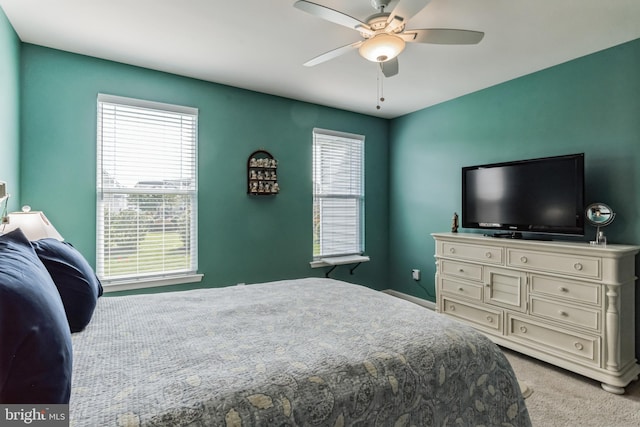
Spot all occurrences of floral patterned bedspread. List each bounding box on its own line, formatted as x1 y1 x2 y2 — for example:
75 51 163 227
71 278 531 426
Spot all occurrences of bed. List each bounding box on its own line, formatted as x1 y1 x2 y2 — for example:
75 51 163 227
69 277 531 426
0 229 529 425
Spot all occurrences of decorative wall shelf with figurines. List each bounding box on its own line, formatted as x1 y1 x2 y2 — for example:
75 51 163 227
247 149 279 196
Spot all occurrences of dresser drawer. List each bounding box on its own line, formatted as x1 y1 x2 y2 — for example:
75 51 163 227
442 297 502 332
530 297 601 332
440 277 483 301
507 249 601 279
441 242 503 264
530 274 601 306
440 260 483 282
508 316 600 366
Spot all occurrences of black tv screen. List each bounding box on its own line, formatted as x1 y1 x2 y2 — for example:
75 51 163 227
462 153 585 237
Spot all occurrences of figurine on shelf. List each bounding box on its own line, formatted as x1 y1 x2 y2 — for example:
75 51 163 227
250 182 258 193
264 183 271 193
271 171 277 180
250 170 257 180
257 170 264 180
250 158 257 167
271 182 279 193
451 212 459 233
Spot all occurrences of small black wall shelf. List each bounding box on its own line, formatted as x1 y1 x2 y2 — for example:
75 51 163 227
247 150 279 195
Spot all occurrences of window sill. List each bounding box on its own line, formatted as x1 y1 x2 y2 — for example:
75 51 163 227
309 255 370 268
102 273 204 293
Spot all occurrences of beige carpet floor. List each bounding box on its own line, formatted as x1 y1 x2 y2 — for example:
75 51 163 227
502 348 640 427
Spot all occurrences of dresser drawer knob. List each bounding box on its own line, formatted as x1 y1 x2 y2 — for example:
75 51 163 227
449 248 456 254
520 256 528 263
559 287 569 293
458 287 464 292
519 326 528 333
449 304 456 312
574 262 583 271
486 316 493 323
485 252 492 258
559 310 569 317
574 342 584 351
458 268 465 273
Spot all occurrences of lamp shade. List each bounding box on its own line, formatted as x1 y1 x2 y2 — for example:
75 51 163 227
1 206 64 241
359 33 406 62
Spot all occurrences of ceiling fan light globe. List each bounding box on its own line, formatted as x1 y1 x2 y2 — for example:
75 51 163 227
359 33 405 63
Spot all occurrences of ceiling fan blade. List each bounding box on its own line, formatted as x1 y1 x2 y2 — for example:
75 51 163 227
303 41 363 67
294 0 373 36
380 58 399 78
405 29 484 45
386 0 432 33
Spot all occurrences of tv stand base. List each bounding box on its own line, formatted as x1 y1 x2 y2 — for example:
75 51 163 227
486 232 523 239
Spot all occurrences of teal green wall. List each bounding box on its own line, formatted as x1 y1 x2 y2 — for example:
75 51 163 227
20 44 390 291
0 7 20 212
389 37 640 300
389 39 640 356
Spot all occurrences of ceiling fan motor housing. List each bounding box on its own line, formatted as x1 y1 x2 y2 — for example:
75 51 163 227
371 0 392 10
359 14 403 38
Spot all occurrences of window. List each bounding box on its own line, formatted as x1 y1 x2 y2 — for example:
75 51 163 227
312 128 364 259
97 94 198 286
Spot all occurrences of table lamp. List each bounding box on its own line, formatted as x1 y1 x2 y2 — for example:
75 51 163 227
1 205 64 241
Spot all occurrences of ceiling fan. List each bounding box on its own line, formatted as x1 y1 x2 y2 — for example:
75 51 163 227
294 0 484 77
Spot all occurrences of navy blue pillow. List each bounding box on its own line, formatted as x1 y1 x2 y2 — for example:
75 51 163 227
32 238 103 333
0 228 73 404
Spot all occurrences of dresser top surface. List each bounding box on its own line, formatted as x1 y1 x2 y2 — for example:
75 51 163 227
432 232 640 255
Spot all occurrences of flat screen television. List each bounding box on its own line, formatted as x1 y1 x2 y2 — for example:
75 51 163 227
462 153 585 237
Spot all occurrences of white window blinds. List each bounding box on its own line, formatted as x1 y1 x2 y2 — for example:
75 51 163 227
96 94 198 284
313 128 364 259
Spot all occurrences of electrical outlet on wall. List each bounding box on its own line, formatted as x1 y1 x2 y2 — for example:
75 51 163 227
412 269 420 281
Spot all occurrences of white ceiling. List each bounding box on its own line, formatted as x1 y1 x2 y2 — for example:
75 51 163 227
1 0 639 119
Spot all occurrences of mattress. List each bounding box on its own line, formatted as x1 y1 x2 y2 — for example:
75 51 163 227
70 277 531 426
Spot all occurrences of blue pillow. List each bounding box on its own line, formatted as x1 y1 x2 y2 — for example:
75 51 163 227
0 228 73 404
32 238 103 333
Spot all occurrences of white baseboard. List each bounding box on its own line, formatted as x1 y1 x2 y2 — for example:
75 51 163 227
382 289 436 311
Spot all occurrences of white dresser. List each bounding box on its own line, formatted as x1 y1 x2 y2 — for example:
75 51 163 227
433 232 640 394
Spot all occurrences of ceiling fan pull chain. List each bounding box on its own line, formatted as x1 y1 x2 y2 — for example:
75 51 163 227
376 65 385 110
376 70 380 109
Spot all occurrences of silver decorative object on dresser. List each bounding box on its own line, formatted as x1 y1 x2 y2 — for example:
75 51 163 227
433 232 640 394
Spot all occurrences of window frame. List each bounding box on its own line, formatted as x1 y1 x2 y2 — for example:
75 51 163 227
96 94 202 292
311 128 365 264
